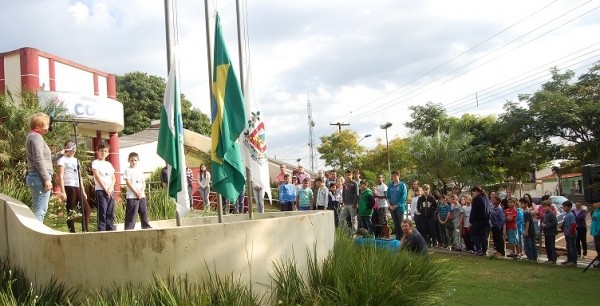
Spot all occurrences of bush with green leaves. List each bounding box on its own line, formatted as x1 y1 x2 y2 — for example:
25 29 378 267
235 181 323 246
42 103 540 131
271 230 452 305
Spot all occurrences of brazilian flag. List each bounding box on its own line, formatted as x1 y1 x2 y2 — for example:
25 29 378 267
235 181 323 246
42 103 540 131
211 14 247 202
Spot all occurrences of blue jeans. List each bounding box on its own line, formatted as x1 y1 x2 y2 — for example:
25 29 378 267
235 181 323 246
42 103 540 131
26 172 51 222
390 206 404 240
565 234 577 264
253 188 264 213
199 187 210 209
358 215 373 233
524 236 537 260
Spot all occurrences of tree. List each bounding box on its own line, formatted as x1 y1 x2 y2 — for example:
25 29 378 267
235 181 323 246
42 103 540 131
0 90 73 182
116 72 210 136
519 64 600 163
404 102 453 136
317 130 365 170
407 128 485 192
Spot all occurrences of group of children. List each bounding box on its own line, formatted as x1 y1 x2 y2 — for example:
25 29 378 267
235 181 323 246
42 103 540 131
57 141 151 232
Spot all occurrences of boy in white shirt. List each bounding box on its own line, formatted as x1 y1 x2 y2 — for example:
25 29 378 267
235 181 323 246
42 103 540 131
314 177 329 210
123 152 152 230
92 142 116 231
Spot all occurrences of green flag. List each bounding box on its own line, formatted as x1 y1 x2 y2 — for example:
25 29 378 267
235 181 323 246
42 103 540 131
157 55 190 217
211 15 247 202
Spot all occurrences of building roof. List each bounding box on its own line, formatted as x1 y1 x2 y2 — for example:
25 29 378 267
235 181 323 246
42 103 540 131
118 128 159 149
537 172 582 181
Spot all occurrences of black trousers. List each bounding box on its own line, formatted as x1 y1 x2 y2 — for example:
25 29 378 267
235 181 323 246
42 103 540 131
491 226 505 255
471 223 490 253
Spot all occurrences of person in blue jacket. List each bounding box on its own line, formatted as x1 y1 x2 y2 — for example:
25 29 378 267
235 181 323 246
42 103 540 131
386 170 407 240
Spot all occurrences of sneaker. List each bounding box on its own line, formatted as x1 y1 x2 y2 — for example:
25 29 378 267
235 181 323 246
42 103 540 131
467 250 474 254
474 251 484 256
565 262 576 267
507 253 518 258
544 260 556 264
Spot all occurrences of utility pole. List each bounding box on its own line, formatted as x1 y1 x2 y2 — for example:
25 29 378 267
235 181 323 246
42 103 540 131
307 94 316 172
330 122 350 170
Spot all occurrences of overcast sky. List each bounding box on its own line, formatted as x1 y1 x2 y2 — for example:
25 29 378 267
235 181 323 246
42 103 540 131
3 0 600 170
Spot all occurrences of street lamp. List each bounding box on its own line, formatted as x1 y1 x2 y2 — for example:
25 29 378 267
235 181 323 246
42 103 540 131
380 122 392 175
358 134 372 144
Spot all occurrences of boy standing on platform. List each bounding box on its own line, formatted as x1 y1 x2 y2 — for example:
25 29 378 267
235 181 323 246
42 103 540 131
92 142 116 231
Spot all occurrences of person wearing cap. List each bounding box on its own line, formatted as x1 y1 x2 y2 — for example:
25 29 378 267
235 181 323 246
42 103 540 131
56 140 91 232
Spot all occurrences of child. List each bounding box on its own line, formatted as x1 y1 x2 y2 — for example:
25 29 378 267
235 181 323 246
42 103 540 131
314 177 329 210
516 199 524 258
328 182 341 227
123 152 152 230
504 198 518 258
490 195 506 257
461 195 473 253
437 195 453 249
357 180 375 233
296 178 313 210
92 142 116 231
590 202 600 268
450 195 464 251
56 140 90 232
561 201 577 266
541 200 557 264
278 174 296 211
520 198 537 262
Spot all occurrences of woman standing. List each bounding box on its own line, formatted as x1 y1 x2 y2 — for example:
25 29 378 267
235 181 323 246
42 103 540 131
573 201 588 259
198 164 211 210
25 112 53 222
56 140 91 232
469 186 490 256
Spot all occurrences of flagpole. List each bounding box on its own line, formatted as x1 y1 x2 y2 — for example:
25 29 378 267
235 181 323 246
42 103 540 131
204 0 224 224
163 0 183 226
235 0 254 219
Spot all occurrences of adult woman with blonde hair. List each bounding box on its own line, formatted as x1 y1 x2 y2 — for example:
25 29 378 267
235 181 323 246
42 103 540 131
25 112 53 222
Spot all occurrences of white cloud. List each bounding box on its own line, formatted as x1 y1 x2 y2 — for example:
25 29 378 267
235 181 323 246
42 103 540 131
2 0 600 167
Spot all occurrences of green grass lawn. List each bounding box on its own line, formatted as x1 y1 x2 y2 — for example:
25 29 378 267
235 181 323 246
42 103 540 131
434 252 600 306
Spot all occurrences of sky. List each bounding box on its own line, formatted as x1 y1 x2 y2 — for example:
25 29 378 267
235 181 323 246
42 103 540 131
2 0 600 171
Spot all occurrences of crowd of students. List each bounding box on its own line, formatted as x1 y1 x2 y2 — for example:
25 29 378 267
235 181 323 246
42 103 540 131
275 164 600 266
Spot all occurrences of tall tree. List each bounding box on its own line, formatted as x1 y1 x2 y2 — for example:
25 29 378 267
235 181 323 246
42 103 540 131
519 64 600 163
407 128 484 192
317 129 364 171
116 72 210 136
404 102 453 136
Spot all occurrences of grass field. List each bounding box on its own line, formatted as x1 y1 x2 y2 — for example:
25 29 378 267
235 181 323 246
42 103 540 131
434 252 600 306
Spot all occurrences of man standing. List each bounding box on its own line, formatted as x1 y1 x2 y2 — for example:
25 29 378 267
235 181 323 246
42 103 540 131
387 170 408 240
296 164 311 188
373 174 389 238
276 164 287 186
339 170 359 235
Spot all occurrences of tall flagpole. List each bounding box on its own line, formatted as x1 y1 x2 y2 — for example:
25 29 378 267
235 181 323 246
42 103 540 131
204 1 223 224
235 0 254 219
163 0 184 226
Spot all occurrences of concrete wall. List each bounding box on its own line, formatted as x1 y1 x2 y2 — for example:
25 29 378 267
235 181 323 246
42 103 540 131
0 194 334 298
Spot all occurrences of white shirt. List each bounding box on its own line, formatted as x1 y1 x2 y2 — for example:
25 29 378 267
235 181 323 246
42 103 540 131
92 159 115 191
463 205 472 228
411 196 420 217
375 183 388 208
315 186 329 207
56 155 79 187
124 166 145 199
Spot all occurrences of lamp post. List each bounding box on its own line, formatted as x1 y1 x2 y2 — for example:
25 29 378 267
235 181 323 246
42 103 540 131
380 122 392 175
358 134 372 144
330 122 350 170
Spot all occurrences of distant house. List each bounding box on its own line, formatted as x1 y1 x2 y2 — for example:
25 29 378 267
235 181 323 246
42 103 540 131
537 172 583 196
